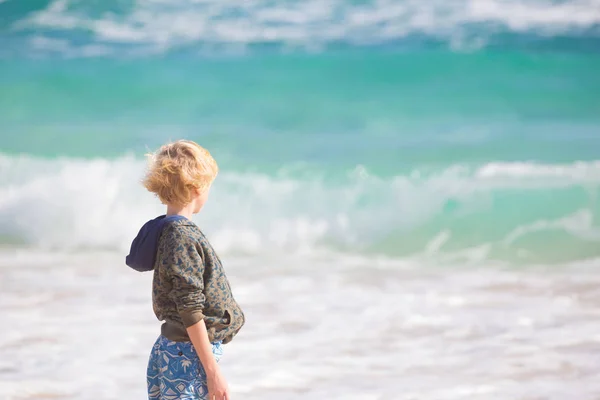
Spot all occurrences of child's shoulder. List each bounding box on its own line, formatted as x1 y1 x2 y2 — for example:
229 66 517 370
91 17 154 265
161 218 204 243
160 219 220 262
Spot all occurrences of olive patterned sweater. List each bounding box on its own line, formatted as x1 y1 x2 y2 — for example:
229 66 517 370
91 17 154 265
151 218 245 344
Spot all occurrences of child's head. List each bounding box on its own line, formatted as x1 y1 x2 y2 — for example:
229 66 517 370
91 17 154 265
143 140 218 213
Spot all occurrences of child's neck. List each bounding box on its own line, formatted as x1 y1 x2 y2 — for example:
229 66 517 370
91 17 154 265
166 203 195 220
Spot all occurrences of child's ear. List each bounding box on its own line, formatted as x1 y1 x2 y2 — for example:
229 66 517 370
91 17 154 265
196 186 209 199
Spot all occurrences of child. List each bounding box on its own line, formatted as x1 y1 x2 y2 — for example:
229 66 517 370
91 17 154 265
126 140 245 400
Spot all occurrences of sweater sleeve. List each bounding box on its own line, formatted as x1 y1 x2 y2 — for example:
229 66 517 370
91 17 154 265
160 226 206 328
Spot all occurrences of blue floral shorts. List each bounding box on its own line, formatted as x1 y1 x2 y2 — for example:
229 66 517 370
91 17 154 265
147 335 223 400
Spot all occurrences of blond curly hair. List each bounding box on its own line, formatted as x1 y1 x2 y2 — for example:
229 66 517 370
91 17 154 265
143 140 218 206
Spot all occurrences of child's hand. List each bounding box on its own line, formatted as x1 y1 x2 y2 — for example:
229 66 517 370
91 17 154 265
207 367 230 400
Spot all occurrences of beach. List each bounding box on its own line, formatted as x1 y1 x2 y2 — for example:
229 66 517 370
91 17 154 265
1 0 600 398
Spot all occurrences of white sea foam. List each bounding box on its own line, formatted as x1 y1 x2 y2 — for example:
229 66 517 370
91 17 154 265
476 161 600 181
1 249 599 399
12 0 600 56
1 153 599 259
503 209 600 245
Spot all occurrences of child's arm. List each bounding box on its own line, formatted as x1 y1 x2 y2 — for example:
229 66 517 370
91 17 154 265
187 320 229 400
159 227 230 399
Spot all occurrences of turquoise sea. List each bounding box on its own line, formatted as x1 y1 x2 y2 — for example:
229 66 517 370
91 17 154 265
1 1 600 399
2 51 599 262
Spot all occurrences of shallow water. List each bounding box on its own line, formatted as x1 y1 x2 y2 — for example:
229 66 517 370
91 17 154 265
1 249 599 400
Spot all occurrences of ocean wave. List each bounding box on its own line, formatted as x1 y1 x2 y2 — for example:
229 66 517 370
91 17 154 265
0 153 598 263
476 161 600 181
4 0 600 57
